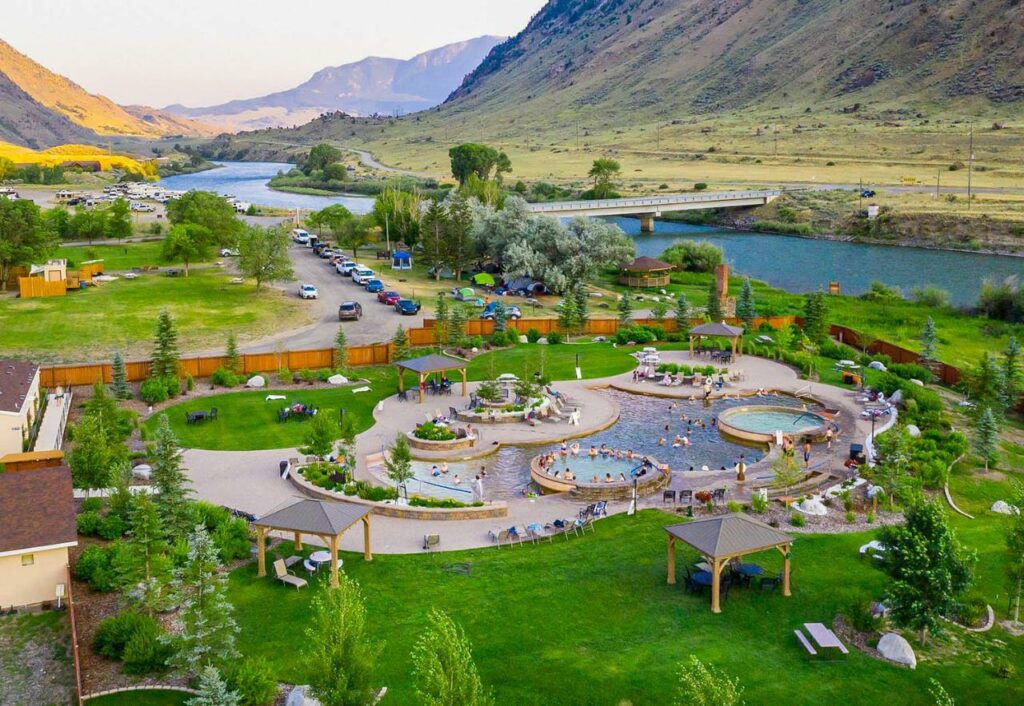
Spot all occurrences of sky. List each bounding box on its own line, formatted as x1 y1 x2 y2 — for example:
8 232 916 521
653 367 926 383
2 0 546 107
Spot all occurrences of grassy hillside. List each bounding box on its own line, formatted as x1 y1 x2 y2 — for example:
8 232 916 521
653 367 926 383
0 141 156 175
0 71 95 148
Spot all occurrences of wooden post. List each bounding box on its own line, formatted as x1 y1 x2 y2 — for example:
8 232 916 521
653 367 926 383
711 557 723 613
362 517 373 562
294 531 302 551
666 535 676 585
689 335 694 357
256 526 266 578
418 373 425 404
461 367 468 398
398 367 404 396
781 544 792 597
329 534 340 588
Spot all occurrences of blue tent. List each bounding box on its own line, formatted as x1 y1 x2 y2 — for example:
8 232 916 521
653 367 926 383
392 251 412 270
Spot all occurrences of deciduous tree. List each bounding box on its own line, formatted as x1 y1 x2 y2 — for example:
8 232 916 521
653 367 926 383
587 158 621 199
304 143 343 174
107 198 133 241
301 411 338 461
305 577 379 706
0 197 53 290
384 434 414 494
68 414 119 490
411 609 493 706
162 223 212 276
1005 481 1024 627
237 225 293 291
617 293 633 324
449 143 507 185
673 655 743 706
166 190 242 245
650 298 669 324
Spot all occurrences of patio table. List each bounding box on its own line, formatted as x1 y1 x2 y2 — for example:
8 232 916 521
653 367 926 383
735 563 764 577
692 570 713 587
309 550 331 564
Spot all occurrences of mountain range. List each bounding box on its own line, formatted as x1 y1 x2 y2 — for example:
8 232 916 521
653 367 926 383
164 36 504 132
0 38 215 148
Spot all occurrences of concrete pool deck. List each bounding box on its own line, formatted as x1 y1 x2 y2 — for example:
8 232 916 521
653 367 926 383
181 350 874 554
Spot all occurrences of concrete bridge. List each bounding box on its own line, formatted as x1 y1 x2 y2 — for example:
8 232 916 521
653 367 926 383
525 189 784 232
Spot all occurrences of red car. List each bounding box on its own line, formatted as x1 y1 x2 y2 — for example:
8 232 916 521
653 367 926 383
378 290 401 305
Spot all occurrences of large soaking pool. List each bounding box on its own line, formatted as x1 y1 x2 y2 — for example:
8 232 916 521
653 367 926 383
401 389 820 501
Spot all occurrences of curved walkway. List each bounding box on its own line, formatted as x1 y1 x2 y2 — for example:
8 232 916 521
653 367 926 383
181 351 875 554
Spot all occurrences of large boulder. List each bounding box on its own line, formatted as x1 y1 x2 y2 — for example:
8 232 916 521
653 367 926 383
246 375 266 388
132 464 152 481
877 633 916 669
328 374 349 385
905 424 921 438
991 501 1021 516
285 686 322 706
796 497 828 516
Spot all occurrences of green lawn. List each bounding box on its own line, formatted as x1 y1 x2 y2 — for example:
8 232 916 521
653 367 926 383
230 508 1024 706
56 241 167 271
86 691 189 706
0 269 306 363
465 341 655 382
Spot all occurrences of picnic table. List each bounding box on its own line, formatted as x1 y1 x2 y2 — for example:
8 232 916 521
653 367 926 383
798 622 849 656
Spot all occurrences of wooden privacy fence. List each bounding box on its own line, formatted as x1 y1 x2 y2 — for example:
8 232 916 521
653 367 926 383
830 324 963 387
17 277 66 298
411 315 796 340
40 344 393 388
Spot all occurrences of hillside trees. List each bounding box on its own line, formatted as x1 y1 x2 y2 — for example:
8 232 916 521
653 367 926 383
586 158 621 199
304 143 343 174
0 197 53 290
449 143 511 185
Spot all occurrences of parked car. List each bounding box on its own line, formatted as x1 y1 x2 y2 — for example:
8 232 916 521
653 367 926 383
338 301 363 321
365 279 385 294
351 268 376 285
394 299 422 315
481 302 522 320
337 261 357 276
298 284 318 300
378 290 401 305
219 247 239 257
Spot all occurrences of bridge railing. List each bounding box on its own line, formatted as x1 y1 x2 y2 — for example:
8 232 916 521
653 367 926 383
525 190 783 213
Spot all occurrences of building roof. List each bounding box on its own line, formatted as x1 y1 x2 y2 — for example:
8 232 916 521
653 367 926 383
665 514 793 559
689 321 744 338
0 466 77 554
0 360 40 414
395 354 468 375
622 256 674 272
254 499 371 536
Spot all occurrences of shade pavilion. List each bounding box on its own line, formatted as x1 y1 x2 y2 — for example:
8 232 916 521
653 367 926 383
396 353 468 403
255 499 372 588
665 513 794 613
688 321 744 359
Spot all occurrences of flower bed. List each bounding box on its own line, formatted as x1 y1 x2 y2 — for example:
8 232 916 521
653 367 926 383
456 397 550 425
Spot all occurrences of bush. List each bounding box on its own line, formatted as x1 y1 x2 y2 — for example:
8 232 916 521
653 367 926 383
211 367 240 387
789 513 806 527
693 182 708 191
888 362 933 383
81 497 105 513
845 511 856 524
751 220 814 236
465 335 484 349
751 493 768 514
546 331 563 344
660 240 723 272
726 500 743 513
490 330 507 347
94 612 157 660
413 421 456 441
214 517 251 561
225 657 278 706
526 328 542 343
277 368 295 384
185 374 194 391
316 368 333 382
997 660 1017 679
74 545 118 592
615 325 657 345
122 621 172 675
300 368 318 384
866 511 875 523
139 378 168 404
844 600 883 633
408 496 482 508
76 510 103 537
97 513 126 540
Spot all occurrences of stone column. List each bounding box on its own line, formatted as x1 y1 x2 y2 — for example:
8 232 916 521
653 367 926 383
640 214 655 233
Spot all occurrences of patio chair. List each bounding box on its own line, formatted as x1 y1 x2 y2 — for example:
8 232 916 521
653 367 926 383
449 407 459 420
760 570 788 592
302 559 318 575
526 524 554 544
575 517 595 534
679 489 693 506
712 488 726 505
423 534 440 552
397 389 409 402
273 559 308 590
720 576 733 601
208 408 218 421
592 501 608 518
663 490 677 504
283 555 303 569
488 529 511 547
277 409 290 423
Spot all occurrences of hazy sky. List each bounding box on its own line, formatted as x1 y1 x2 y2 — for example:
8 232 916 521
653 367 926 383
2 0 546 107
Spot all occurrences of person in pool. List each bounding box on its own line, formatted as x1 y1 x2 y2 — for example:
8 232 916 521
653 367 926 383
592 475 600 483
440 462 449 474
560 441 568 454
588 446 598 457
599 444 610 455
672 435 682 448
480 465 487 478
571 442 580 456
604 473 614 483
658 437 666 446
453 474 461 484
431 465 441 477
619 472 627 481
564 468 575 481
682 436 691 447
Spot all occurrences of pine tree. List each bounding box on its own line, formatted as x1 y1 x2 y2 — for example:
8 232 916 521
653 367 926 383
802 291 829 344
966 353 1006 418
974 406 1000 471
675 293 690 328
392 325 410 361
335 324 348 371
449 303 466 347
151 310 180 380
705 278 723 321
650 298 670 324
150 415 192 537
557 294 578 340
187 665 240 706
111 351 131 399
572 285 589 332
411 609 494 706
225 332 240 374
115 493 171 616
920 316 938 363
1002 336 1022 410
434 293 450 346
305 575 379 706
491 300 508 333
736 277 757 328
617 293 633 324
171 525 239 676
85 378 131 445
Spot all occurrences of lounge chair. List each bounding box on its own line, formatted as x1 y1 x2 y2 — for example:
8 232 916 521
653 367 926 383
575 517 595 534
423 534 440 552
283 555 303 569
273 558 308 590
526 524 554 543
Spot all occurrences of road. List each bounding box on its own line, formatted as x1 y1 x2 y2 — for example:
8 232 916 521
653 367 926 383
240 242 427 353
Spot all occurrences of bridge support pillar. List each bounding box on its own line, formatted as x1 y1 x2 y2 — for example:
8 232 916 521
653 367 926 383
639 213 655 233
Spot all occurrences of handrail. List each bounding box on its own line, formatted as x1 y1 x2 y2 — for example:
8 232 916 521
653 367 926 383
526 190 783 213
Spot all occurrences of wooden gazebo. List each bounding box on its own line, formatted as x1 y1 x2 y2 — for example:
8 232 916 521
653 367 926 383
255 499 372 588
618 256 674 288
396 353 468 403
665 514 793 613
688 321 744 359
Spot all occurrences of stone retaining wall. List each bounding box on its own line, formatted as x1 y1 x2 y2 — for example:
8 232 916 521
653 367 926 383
406 432 477 452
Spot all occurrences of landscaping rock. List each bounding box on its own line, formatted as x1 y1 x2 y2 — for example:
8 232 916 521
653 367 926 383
991 501 1020 515
537 338 548 345
796 497 828 516
328 374 349 385
905 424 921 438
877 633 916 669
246 375 266 388
594 336 607 342
131 464 151 480
285 686 322 706
519 335 528 343
908 378 924 387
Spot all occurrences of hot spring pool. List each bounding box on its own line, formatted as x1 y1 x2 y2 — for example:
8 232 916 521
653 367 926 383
718 405 828 443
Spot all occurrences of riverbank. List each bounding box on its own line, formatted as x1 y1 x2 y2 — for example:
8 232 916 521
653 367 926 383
157 160 219 178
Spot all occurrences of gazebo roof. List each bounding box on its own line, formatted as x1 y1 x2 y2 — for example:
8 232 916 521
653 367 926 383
623 256 673 272
689 321 744 338
395 354 468 374
255 499 371 536
665 514 793 558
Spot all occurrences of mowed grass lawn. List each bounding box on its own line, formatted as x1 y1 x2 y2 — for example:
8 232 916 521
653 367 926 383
230 509 1024 706
55 240 167 271
151 343 652 450
0 269 306 363
86 691 189 706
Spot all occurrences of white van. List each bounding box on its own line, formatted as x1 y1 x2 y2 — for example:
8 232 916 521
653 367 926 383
291 228 310 244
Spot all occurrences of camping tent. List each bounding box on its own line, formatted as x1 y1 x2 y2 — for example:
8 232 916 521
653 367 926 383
472 272 495 286
392 251 412 270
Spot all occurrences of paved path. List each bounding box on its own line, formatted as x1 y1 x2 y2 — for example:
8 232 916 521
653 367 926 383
181 351 875 554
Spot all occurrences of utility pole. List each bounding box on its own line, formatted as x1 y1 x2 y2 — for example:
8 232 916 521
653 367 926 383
967 124 974 210
859 178 863 211
576 118 580 151
936 170 940 199
385 212 391 255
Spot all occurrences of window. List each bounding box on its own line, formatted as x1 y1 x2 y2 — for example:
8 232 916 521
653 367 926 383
21 554 34 566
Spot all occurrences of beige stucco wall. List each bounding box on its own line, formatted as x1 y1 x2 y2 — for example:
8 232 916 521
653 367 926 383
0 368 40 456
0 547 70 608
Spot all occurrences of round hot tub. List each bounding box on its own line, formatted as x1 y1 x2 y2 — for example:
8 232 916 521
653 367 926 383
717 405 828 444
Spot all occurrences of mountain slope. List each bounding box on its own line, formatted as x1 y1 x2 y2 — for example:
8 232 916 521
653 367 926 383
446 0 1024 120
0 38 215 139
0 71 96 149
166 36 503 131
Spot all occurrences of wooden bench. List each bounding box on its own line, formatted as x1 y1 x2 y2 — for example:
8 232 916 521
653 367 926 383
794 629 817 656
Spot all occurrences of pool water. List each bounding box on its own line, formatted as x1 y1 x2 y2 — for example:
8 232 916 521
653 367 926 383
404 390 818 501
723 410 826 434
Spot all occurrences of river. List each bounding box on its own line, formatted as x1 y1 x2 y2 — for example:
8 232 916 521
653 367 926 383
160 161 1019 306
